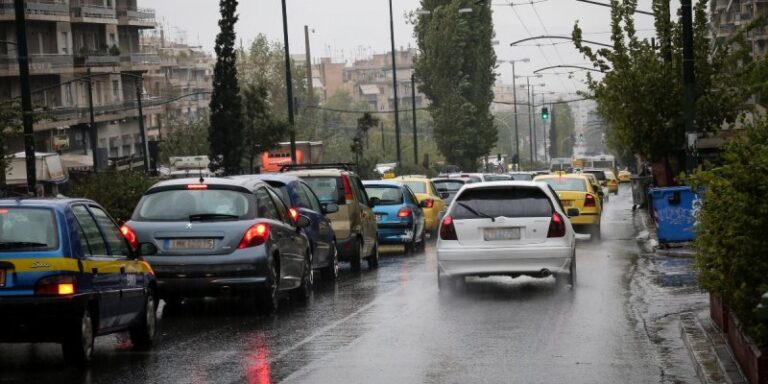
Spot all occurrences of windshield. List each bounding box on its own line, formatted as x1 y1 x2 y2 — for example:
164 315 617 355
403 181 427 194
364 186 404 205
302 177 341 203
584 170 607 181
0 208 58 251
434 180 465 192
484 174 511 181
509 174 533 181
452 187 552 219
135 189 253 221
537 178 588 192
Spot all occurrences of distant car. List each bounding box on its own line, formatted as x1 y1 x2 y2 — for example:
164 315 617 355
397 177 448 236
436 181 578 291
582 169 608 187
363 181 426 254
284 165 379 271
446 173 484 183
604 171 619 195
618 170 632 183
483 174 512 181
508 172 535 181
235 174 340 280
432 177 474 205
0 198 158 366
534 173 603 239
126 177 312 313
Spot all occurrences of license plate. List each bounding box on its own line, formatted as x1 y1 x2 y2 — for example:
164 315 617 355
169 239 215 250
0 269 5 287
561 200 574 207
484 227 521 241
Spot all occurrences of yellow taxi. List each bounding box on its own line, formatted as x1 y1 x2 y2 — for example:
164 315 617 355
605 171 619 195
618 170 632 183
534 173 603 239
398 177 447 235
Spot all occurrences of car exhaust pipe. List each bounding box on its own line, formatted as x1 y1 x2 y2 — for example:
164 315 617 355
540 269 551 278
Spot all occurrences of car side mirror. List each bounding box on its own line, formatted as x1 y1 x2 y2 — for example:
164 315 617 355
368 197 380 207
439 192 450 199
567 208 580 217
296 215 311 228
323 203 339 214
138 242 158 257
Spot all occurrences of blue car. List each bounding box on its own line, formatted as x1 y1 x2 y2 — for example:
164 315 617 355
363 181 426 254
237 175 339 280
0 198 158 366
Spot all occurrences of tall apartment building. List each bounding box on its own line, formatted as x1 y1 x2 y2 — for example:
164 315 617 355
711 0 768 57
0 0 161 169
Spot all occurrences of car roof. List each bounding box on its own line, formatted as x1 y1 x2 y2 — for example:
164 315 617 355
146 176 267 192
397 176 430 182
0 197 95 209
535 174 590 181
459 180 548 190
362 180 405 187
432 177 470 182
233 174 301 185
282 169 351 177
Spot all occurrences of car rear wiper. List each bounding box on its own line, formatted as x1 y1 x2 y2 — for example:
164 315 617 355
456 202 495 222
0 241 48 249
188 213 240 221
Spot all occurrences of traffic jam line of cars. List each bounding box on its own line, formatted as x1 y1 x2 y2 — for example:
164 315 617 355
0 164 619 366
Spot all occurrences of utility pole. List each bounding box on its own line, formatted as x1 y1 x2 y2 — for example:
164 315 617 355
682 0 697 172
380 120 385 153
14 0 37 195
411 74 418 165
526 77 533 167
304 25 314 139
281 0 296 164
86 68 98 172
135 76 149 172
388 0 401 165
531 83 537 164
511 62 520 170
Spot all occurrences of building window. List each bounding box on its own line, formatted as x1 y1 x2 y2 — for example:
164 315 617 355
112 80 119 101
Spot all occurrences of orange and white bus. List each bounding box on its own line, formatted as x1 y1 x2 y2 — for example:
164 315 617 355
260 141 323 173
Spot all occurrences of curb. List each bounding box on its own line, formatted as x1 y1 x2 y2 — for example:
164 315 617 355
680 311 747 384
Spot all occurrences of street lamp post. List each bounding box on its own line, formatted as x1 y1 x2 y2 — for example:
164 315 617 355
389 0 401 165
411 73 418 165
516 74 542 169
504 58 529 169
281 0 297 164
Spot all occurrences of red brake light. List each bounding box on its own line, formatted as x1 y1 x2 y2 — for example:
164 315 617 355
585 194 596 207
397 207 412 218
547 212 566 238
288 208 299 222
187 184 208 190
423 199 434 209
120 224 138 251
440 215 458 240
35 275 77 296
341 175 354 203
238 223 270 249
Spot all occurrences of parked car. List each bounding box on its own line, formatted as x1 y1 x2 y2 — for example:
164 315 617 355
235 174 340 280
0 198 158 366
363 181 426 254
396 176 448 236
432 177 474 205
534 173 603 239
436 181 578 291
283 165 379 271
618 170 632 183
604 171 619 195
126 177 312 313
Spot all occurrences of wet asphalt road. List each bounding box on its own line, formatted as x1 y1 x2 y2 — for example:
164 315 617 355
1 185 690 384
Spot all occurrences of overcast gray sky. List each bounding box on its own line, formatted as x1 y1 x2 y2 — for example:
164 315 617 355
144 0 659 95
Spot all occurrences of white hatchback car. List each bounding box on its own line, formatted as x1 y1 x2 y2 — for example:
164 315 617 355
436 181 578 290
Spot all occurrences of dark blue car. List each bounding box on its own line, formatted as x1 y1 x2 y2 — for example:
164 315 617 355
238 175 339 280
363 181 426 254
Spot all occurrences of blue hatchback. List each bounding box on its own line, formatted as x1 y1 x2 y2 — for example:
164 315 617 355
363 181 426 254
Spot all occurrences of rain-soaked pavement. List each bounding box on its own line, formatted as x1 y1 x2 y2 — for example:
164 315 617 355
1 185 704 384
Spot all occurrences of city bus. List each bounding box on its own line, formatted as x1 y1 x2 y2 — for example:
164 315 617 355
260 141 323 173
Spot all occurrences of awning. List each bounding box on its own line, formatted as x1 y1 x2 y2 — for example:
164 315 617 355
360 84 380 96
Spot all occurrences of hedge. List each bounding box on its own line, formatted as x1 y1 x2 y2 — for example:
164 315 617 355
70 170 155 222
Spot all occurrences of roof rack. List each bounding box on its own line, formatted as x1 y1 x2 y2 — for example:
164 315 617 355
279 163 354 172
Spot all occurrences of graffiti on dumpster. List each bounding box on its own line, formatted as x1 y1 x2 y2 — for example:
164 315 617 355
655 206 695 231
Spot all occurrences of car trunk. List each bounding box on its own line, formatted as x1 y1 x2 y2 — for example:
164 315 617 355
130 221 249 256
453 217 551 247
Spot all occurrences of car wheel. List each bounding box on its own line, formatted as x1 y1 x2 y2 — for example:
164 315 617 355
350 240 363 272
591 224 602 241
367 242 379 269
416 229 426 252
258 256 280 313
404 229 417 256
569 254 577 287
129 290 157 350
62 308 95 367
321 242 339 281
292 249 313 302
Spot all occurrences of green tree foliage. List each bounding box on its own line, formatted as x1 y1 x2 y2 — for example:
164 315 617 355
158 118 209 163
414 0 497 171
209 0 244 175
241 84 288 173
688 118 768 347
550 101 575 158
0 100 22 187
572 0 754 169
71 170 155 222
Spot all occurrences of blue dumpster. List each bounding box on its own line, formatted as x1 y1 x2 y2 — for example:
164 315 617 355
648 186 699 244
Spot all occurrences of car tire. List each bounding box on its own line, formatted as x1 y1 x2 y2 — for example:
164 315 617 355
292 249 313 302
258 256 280 313
438 270 463 293
591 224 602 241
129 290 158 350
62 308 95 367
321 242 339 281
367 242 379 269
350 239 363 272
405 229 417 256
416 229 426 252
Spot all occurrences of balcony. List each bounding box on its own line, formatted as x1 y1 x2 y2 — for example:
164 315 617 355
0 54 74 74
117 6 155 28
121 53 161 67
74 53 120 67
0 0 69 21
70 4 116 23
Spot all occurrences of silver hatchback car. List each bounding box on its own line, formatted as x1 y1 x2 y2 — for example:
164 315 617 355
125 177 312 312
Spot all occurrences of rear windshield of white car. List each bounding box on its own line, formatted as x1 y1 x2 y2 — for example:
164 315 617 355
0 208 58 251
452 187 552 219
403 181 426 194
135 189 254 221
303 177 341 204
538 178 588 192
365 186 404 205
434 180 465 192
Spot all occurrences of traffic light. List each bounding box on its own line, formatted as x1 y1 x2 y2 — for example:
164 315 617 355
541 107 550 120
